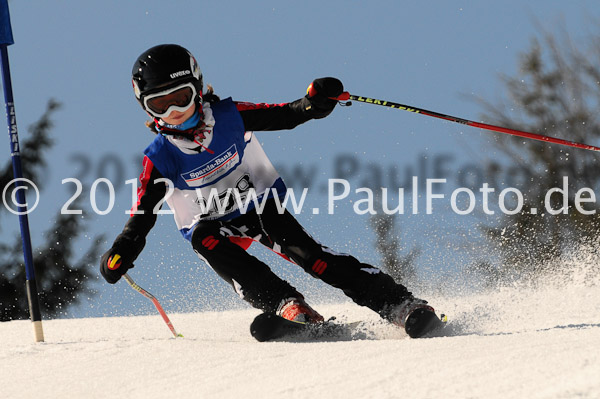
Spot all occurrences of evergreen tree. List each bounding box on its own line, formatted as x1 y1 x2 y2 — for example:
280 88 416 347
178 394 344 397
0 100 102 321
370 207 419 285
479 28 600 282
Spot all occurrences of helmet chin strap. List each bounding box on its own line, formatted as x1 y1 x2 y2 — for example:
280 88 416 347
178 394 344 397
154 119 196 139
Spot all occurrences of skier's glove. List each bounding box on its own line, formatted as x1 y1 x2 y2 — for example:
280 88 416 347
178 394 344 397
100 247 134 284
305 77 344 118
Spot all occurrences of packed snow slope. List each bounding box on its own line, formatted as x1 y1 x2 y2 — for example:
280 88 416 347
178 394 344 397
2 268 600 399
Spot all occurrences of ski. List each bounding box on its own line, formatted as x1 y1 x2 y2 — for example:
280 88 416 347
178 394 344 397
250 310 448 342
250 313 363 342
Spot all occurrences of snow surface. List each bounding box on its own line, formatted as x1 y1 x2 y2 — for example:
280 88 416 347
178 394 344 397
2 270 600 399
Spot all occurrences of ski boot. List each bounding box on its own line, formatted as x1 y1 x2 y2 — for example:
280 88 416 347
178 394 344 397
391 297 445 338
277 297 324 323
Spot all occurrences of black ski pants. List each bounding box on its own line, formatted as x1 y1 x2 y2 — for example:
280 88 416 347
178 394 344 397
190 198 411 320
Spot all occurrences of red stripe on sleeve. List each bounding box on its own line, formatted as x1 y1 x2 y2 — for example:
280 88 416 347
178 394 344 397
129 156 154 216
235 101 289 112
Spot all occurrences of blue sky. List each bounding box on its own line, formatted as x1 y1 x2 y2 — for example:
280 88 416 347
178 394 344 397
2 1 600 318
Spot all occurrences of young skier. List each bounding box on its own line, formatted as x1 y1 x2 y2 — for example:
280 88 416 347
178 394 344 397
100 44 441 338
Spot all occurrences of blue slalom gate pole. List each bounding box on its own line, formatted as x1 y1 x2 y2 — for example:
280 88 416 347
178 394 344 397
1 0 44 342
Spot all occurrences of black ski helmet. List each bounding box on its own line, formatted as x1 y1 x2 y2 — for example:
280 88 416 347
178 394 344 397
131 44 203 115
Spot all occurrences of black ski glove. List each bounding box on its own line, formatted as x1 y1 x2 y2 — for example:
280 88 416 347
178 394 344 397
306 77 344 118
100 217 148 284
100 243 137 284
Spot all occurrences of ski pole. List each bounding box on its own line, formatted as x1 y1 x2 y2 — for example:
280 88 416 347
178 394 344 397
1 0 44 342
330 92 600 153
123 273 183 338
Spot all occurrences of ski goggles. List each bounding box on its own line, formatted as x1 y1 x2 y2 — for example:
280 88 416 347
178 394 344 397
142 82 198 118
